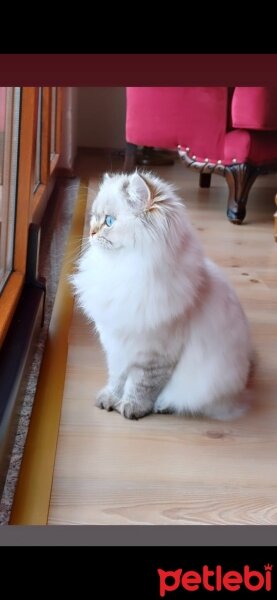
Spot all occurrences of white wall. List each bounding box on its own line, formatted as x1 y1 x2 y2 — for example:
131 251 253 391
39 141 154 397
77 87 126 149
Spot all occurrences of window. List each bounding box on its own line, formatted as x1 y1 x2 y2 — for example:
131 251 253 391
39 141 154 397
0 87 63 346
50 86 62 173
0 87 21 294
34 87 42 194
50 87 57 161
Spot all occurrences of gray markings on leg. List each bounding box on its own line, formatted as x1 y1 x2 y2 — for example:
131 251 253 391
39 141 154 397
120 359 175 420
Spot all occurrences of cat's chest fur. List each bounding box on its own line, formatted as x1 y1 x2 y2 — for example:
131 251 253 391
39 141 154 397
73 243 194 334
75 246 162 331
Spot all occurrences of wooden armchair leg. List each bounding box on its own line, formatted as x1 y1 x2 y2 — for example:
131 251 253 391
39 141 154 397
225 164 258 224
123 142 137 172
199 173 211 188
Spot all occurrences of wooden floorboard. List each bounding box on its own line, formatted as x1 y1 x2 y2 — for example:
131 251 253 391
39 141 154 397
48 151 277 525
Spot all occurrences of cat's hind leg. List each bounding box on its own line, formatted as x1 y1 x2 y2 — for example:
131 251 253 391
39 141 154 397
154 353 253 420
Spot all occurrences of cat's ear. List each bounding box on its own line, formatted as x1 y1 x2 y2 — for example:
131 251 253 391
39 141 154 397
128 172 151 207
103 173 111 181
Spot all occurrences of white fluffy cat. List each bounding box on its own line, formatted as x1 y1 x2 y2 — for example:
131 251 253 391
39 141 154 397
72 171 254 421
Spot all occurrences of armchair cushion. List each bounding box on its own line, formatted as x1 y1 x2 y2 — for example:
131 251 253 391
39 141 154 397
232 87 277 131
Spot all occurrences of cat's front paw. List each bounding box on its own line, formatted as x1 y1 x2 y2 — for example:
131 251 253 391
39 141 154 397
96 388 119 412
120 399 152 420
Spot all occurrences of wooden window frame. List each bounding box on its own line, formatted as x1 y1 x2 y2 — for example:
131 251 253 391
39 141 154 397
32 87 63 224
50 86 62 174
0 86 63 346
0 87 38 346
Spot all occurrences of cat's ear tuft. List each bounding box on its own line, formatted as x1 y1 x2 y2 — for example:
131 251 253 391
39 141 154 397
128 172 151 207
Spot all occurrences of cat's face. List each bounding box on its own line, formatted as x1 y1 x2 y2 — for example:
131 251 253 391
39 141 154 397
90 171 152 250
89 171 178 251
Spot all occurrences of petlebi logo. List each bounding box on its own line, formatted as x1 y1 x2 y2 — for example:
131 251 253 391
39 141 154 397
158 563 273 594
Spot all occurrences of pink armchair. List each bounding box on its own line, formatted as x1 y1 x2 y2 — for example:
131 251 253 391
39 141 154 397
124 87 277 225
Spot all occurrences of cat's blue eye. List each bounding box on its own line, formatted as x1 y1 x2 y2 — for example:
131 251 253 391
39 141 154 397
105 215 116 227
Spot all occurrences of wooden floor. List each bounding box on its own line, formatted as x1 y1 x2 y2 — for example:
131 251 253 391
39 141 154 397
48 151 277 525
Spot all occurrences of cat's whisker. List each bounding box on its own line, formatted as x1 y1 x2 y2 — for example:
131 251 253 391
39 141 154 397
63 241 92 268
67 238 90 254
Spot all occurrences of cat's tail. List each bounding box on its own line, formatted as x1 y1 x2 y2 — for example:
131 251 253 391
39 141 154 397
203 353 256 422
203 389 252 421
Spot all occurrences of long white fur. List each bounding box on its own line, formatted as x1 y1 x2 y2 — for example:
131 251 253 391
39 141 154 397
71 171 254 420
